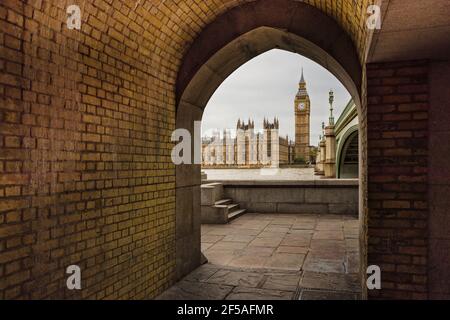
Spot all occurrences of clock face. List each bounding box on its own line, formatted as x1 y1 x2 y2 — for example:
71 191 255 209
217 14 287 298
298 102 306 111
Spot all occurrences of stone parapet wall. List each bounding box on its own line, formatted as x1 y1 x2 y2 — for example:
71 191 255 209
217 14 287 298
211 180 359 215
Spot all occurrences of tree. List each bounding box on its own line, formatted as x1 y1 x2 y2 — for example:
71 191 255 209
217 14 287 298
294 157 306 164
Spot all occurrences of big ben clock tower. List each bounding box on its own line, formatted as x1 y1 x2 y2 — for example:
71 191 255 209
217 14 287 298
294 68 311 162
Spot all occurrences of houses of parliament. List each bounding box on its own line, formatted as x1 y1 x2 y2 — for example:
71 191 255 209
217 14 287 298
201 69 314 167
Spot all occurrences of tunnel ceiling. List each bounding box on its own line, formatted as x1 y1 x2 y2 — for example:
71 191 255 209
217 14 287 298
136 0 373 74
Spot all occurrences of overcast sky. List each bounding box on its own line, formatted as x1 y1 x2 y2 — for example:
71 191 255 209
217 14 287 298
201 49 352 146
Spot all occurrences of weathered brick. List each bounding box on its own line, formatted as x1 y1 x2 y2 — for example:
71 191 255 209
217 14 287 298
367 60 429 300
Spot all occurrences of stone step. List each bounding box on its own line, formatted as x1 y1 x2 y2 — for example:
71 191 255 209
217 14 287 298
228 209 246 221
227 203 240 212
201 182 224 205
215 199 232 206
201 183 247 224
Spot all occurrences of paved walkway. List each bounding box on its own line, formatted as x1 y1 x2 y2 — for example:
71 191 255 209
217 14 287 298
203 168 319 181
157 213 361 300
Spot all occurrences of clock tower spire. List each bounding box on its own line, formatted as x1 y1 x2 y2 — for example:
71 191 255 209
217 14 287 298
294 67 311 162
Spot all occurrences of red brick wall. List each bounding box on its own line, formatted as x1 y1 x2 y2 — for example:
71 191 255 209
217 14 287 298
428 60 450 299
367 60 429 299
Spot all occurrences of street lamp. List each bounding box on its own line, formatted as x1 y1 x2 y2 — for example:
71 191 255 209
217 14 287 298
328 89 334 126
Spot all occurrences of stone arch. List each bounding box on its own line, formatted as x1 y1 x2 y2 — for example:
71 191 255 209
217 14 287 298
336 126 359 178
2 0 445 300
174 0 366 290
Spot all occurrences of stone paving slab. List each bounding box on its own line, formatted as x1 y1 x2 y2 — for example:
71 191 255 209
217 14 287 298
303 256 346 273
157 213 361 300
283 233 312 241
227 255 269 269
258 231 288 238
287 229 314 236
201 242 214 251
280 237 311 247
205 249 237 266
292 222 317 230
202 213 359 273
249 237 283 248
301 271 361 292
209 241 248 250
265 253 305 270
316 222 344 231
157 281 233 300
264 226 291 233
276 246 309 254
237 246 276 257
207 270 265 287
313 230 345 240
202 235 225 243
262 274 302 292
299 289 359 300
310 239 347 253
231 228 262 236
222 234 255 243
308 250 346 260
183 264 220 283
225 287 294 300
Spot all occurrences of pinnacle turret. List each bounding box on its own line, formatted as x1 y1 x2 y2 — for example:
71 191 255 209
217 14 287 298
296 66 308 98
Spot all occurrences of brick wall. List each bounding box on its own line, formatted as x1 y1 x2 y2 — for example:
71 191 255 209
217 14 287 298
367 60 429 299
428 60 450 299
0 0 176 299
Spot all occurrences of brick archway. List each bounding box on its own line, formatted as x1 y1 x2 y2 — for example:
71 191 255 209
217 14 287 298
4 0 444 300
0 0 371 300
174 0 367 296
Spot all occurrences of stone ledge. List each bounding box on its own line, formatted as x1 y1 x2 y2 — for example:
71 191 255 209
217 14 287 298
206 179 359 187
215 181 359 215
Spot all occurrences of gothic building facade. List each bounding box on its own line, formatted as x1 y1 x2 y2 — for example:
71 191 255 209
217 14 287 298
202 118 295 167
202 68 320 167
